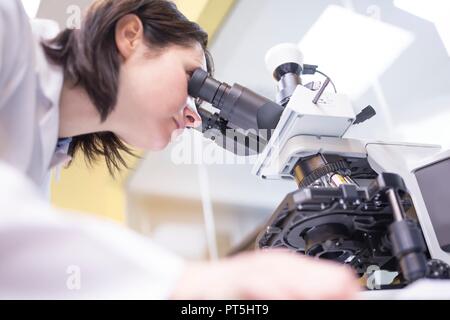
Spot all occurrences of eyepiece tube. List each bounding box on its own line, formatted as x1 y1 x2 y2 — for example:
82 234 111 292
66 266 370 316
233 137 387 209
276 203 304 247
188 68 284 133
188 68 223 103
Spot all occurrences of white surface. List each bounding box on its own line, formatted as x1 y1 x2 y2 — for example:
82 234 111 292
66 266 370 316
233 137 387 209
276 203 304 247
284 84 355 136
20 0 41 18
251 80 359 180
265 43 304 74
359 279 450 299
299 5 414 100
394 0 450 56
253 136 366 179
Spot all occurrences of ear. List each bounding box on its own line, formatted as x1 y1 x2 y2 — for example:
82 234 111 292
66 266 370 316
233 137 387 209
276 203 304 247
115 14 144 60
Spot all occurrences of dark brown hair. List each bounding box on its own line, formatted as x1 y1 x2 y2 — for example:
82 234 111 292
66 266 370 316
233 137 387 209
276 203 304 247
42 0 213 174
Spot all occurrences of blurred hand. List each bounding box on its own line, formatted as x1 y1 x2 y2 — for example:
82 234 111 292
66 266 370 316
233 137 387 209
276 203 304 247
171 250 360 299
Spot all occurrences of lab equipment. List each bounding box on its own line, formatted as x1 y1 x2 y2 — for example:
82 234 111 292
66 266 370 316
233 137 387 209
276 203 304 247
188 43 450 291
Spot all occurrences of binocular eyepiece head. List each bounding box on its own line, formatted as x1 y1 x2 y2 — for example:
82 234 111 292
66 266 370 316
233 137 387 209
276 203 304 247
187 68 284 132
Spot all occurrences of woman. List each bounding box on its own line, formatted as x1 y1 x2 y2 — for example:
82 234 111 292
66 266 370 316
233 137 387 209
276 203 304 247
0 0 360 299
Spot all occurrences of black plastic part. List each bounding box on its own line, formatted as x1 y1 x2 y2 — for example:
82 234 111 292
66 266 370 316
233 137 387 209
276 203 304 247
341 184 359 201
415 157 450 252
273 62 303 81
353 105 377 125
427 259 450 279
188 68 210 98
292 154 349 188
196 108 268 156
257 184 398 277
376 172 408 193
302 64 318 75
254 171 450 288
389 220 428 282
188 68 284 133
197 107 226 133
303 223 354 262
221 84 284 132
400 253 428 283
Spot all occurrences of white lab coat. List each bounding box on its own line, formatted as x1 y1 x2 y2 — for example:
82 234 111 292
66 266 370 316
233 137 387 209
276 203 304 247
0 0 61 191
0 0 184 299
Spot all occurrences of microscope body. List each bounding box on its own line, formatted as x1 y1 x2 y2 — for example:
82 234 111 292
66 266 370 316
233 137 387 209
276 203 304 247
252 73 450 289
187 43 450 290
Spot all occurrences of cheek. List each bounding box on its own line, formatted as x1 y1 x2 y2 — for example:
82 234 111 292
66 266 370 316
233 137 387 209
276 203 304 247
116 59 189 150
120 53 189 119
139 64 189 117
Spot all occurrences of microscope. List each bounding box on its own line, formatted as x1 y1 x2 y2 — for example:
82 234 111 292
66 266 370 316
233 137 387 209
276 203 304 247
188 43 450 291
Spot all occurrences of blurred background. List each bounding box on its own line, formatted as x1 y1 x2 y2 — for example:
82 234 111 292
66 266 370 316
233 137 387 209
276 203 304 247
26 0 450 260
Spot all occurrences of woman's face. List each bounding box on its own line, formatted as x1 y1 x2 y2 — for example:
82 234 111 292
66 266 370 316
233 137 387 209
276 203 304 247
110 15 206 151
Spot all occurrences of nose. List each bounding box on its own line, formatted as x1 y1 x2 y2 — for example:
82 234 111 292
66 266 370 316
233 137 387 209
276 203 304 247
183 105 202 128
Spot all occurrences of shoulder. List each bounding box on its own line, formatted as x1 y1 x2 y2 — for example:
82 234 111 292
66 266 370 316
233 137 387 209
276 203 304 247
0 0 30 35
0 0 34 87
0 0 25 16
30 18 61 41
0 1 60 40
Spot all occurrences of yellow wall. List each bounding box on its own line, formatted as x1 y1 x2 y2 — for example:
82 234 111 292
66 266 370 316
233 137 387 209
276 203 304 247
51 0 236 222
51 151 138 221
175 0 236 37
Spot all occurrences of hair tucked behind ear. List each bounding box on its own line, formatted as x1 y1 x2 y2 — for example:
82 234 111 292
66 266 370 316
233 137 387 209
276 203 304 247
42 0 213 175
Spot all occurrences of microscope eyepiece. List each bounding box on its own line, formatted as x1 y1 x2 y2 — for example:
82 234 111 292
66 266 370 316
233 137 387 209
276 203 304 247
188 68 221 103
187 68 284 132
188 68 232 110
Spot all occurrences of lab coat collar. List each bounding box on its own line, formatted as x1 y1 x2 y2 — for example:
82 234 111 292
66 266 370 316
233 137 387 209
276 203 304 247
30 19 65 179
